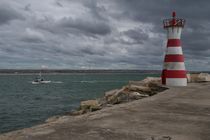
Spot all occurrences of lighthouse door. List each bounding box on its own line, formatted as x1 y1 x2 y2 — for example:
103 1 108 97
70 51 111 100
161 70 166 85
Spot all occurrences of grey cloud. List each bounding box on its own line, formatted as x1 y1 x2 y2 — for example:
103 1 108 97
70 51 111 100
114 0 170 25
0 4 24 25
34 17 58 34
124 28 149 44
24 4 31 11
21 37 44 43
35 15 111 37
58 17 111 36
20 28 45 43
79 46 107 56
37 0 111 36
82 0 108 21
55 1 63 7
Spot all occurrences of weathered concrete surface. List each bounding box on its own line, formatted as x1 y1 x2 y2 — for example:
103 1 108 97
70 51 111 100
1 83 210 140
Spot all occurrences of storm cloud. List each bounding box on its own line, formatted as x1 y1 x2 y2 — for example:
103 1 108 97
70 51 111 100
0 3 24 25
0 0 209 70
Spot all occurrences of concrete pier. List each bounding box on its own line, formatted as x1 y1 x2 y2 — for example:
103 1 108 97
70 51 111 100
1 83 210 140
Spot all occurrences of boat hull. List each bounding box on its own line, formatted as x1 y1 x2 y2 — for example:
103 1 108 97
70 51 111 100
32 81 51 84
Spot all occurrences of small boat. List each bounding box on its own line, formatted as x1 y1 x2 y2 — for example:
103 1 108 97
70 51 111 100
32 72 51 84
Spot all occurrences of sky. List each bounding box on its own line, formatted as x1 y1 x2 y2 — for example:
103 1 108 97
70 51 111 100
0 0 209 70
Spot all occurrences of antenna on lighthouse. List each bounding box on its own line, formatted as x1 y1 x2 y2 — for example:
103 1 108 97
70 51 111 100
172 11 176 17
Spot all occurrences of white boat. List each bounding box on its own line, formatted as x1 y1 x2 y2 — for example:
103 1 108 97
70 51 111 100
32 80 51 84
32 72 51 84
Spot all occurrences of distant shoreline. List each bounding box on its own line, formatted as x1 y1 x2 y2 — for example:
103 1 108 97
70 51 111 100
0 69 208 75
0 69 161 75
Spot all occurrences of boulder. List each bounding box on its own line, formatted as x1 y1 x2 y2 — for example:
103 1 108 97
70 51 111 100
105 87 151 104
128 77 167 96
80 100 101 112
128 81 144 86
129 77 161 88
104 89 119 98
105 88 129 104
188 73 210 82
198 73 210 82
45 116 60 123
187 74 191 83
141 77 168 94
141 77 161 87
188 73 200 82
128 85 151 92
69 110 85 116
128 92 149 100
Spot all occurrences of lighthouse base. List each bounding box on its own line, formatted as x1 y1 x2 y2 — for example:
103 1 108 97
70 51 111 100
166 78 187 86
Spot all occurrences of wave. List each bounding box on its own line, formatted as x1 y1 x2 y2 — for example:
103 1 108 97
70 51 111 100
77 80 125 83
51 81 63 84
80 80 97 83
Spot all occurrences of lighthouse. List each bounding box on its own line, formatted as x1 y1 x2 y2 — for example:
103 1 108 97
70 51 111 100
161 12 187 86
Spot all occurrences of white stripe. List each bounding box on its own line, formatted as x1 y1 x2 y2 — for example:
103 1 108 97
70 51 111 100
167 27 182 39
164 62 186 70
166 47 183 55
166 78 187 86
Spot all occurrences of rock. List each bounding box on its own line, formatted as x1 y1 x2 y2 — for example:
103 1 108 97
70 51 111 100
128 77 167 96
45 116 60 123
106 104 113 107
99 88 129 106
80 100 99 107
129 92 149 100
141 77 161 87
105 88 129 104
70 110 85 116
104 87 152 104
198 73 210 82
188 73 200 82
188 73 210 82
104 89 119 98
188 73 196 82
141 77 168 94
187 74 191 83
80 100 101 112
128 81 144 86
129 77 161 88
128 85 151 92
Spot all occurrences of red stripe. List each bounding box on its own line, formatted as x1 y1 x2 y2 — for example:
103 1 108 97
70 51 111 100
165 70 187 78
164 55 184 62
167 39 181 47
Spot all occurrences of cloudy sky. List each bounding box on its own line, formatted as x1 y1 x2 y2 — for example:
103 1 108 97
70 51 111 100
0 0 209 70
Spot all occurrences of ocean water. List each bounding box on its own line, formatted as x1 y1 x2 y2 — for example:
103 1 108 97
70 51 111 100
0 73 159 134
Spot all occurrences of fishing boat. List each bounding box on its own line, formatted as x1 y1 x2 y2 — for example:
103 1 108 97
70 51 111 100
32 72 51 84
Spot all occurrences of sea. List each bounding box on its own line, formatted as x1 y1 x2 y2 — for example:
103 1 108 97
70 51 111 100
0 73 159 134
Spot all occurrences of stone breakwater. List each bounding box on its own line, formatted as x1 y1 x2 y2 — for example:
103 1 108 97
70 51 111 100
71 73 210 115
71 77 168 115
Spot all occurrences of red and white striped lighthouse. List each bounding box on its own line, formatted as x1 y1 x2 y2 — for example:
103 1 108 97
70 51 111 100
161 12 187 86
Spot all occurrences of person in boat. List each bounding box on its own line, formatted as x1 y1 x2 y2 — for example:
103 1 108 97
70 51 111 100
34 77 39 82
